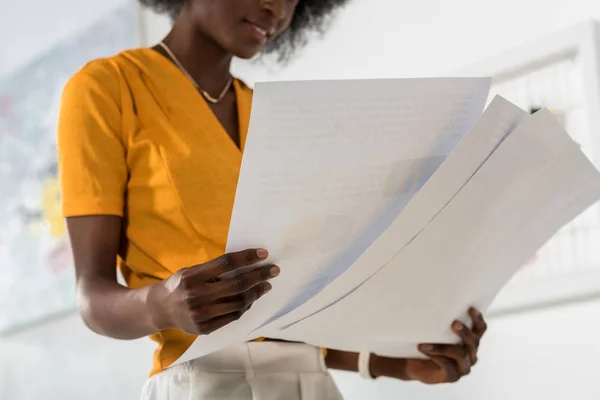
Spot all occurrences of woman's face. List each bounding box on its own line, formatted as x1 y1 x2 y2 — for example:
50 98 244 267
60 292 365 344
184 0 299 59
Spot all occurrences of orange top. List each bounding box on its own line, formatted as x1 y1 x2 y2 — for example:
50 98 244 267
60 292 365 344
57 48 255 375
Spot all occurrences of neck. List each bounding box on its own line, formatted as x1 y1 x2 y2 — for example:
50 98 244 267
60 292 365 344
163 12 233 95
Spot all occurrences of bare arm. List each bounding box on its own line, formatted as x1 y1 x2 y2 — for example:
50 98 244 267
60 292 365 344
325 308 488 384
67 215 162 339
325 350 412 379
325 350 361 373
67 215 278 340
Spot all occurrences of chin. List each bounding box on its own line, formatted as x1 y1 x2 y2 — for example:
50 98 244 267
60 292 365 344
226 36 268 60
231 46 263 60
233 51 258 60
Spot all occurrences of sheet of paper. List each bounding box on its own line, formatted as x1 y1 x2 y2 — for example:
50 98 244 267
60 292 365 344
256 95 529 334
273 109 600 358
172 78 491 365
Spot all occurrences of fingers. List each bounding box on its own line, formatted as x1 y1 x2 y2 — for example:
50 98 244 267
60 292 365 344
412 310 487 384
196 312 244 335
419 344 471 378
171 250 278 336
200 249 270 280
209 265 280 298
452 320 479 365
184 265 278 330
199 283 272 320
469 307 488 337
189 283 272 334
429 356 461 383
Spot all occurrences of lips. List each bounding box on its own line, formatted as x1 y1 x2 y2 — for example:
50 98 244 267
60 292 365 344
250 24 268 37
245 20 275 43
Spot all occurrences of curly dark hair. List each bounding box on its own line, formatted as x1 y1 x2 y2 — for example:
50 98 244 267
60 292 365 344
139 0 351 61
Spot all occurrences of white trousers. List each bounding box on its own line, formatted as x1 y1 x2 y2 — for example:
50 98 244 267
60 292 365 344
141 342 344 400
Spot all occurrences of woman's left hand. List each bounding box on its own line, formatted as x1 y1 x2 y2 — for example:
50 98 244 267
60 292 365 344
371 307 487 384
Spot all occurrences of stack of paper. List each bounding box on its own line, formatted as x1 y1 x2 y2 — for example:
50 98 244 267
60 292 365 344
173 78 600 366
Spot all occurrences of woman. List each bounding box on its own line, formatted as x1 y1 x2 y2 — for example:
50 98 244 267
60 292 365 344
57 0 488 398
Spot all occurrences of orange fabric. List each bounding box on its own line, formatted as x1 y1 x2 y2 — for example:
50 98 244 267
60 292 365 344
58 48 326 376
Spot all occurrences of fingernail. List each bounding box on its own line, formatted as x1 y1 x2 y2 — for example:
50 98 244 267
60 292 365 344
264 283 272 293
270 266 280 277
257 249 268 258
420 344 434 352
454 321 464 331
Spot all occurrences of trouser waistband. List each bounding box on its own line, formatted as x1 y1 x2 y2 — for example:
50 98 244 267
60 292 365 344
182 342 328 375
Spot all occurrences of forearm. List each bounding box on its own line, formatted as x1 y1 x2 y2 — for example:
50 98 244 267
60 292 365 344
324 349 359 373
325 350 410 380
76 277 164 340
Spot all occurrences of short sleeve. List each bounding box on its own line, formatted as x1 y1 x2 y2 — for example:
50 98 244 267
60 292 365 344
57 59 128 217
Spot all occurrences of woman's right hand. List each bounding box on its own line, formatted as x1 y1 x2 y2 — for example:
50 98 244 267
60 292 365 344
150 248 278 335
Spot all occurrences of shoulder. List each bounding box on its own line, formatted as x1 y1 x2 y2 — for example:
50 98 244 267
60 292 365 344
62 57 121 111
67 54 122 88
62 48 147 102
58 52 148 135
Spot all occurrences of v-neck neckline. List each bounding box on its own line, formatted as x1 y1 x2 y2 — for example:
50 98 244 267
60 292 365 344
144 47 249 154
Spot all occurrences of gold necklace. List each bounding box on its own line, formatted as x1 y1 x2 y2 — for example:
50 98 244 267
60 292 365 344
158 41 233 104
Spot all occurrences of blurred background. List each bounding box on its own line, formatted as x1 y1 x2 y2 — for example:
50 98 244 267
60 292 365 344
1 0 600 398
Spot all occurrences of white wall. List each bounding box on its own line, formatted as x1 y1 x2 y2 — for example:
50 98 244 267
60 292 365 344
0 0 129 79
3 0 600 399
229 0 600 81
